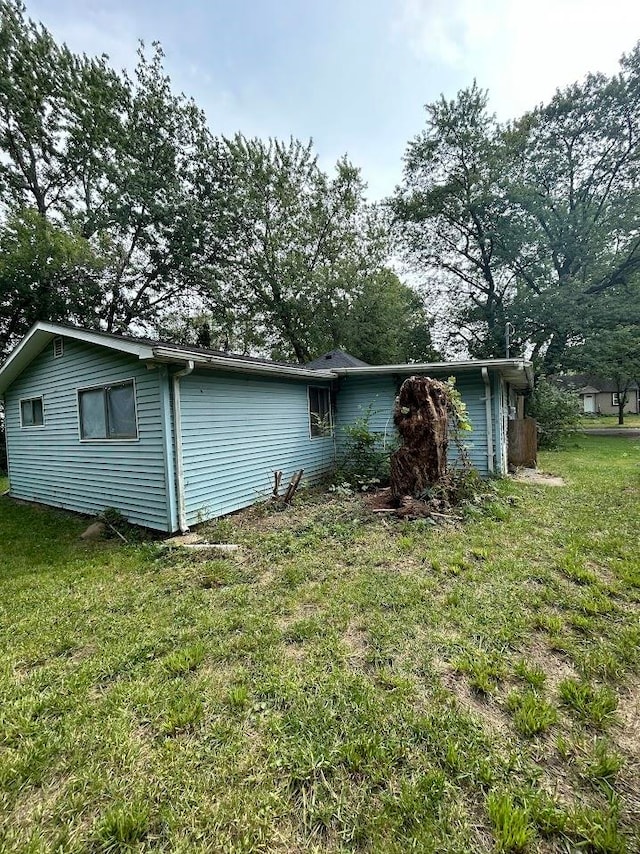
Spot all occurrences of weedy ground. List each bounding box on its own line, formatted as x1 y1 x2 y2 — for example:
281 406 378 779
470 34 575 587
0 434 639 853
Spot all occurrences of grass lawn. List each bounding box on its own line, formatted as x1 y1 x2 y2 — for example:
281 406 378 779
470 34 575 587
1 436 639 853
579 414 640 429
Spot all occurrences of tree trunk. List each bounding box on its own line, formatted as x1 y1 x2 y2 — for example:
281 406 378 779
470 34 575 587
390 376 449 503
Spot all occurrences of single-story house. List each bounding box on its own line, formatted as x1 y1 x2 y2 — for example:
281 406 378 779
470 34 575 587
0 322 533 532
553 374 640 415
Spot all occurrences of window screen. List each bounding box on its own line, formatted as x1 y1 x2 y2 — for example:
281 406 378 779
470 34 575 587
79 388 107 438
20 397 44 427
79 381 137 439
107 383 137 438
309 387 332 437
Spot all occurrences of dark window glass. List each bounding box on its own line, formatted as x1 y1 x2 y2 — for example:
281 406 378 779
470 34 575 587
309 387 331 437
20 397 44 427
79 382 137 439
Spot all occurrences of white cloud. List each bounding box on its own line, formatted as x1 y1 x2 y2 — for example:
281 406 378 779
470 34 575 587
395 0 640 117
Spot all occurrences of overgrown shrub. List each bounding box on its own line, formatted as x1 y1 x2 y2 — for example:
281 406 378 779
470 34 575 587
334 407 392 490
527 378 580 449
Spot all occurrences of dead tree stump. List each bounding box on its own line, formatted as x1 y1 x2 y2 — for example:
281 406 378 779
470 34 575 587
390 376 449 503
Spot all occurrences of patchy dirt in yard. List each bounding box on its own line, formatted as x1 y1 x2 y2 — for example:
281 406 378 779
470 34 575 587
537 763 579 813
68 643 98 665
523 637 579 692
616 681 640 761
341 623 369 668
584 560 619 586
512 468 565 487
222 494 364 534
10 775 74 826
281 643 306 662
434 660 512 736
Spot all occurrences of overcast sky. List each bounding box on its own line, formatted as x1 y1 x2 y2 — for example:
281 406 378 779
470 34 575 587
26 0 640 200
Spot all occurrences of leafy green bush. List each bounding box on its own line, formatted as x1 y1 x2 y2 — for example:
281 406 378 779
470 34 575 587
335 407 392 490
527 378 580 449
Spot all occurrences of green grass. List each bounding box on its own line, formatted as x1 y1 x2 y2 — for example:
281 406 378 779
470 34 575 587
579 414 640 429
0 436 639 852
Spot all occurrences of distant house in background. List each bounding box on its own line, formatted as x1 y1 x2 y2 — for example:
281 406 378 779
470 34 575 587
554 374 640 415
0 322 533 532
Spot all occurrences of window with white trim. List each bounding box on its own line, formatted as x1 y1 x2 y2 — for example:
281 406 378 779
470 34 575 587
308 386 332 437
78 380 138 440
612 393 620 406
20 397 44 427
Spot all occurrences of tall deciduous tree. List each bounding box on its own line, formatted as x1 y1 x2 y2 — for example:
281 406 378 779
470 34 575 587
0 0 223 352
506 48 640 370
335 270 439 364
0 209 102 353
392 83 514 357
0 1 432 365
394 49 640 371
202 135 411 363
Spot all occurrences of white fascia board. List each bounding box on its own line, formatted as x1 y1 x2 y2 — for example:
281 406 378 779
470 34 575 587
151 346 335 381
332 358 534 390
0 322 155 395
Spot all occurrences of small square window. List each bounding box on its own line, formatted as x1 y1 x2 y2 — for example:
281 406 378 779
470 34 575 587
308 386 332 438
20 397 44 427
78 381 138 440
53 337 64 358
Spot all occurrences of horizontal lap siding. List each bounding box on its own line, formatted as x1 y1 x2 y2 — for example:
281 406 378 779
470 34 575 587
180 372 334 525
4 338 170 530
334 373 493 477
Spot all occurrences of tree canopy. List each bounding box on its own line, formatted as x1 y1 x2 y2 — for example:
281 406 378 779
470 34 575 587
3 0 639 374
393 50 640 374
0 0 433 365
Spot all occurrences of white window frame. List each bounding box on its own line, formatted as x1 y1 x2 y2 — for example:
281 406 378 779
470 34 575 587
612 392 620 406
307 385 333 439
76 378 140 443
19 395 45 429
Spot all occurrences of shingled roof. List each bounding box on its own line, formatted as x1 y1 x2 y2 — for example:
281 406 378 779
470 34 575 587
305 349 370 370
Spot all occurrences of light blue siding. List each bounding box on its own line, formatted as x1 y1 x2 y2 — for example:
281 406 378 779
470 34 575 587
3 333 513 535
3 338 172 530
334 372 500 477
180 371 335 525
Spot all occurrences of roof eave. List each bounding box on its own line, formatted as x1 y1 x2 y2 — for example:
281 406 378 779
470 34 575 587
331 358 534 390
151 346 335 380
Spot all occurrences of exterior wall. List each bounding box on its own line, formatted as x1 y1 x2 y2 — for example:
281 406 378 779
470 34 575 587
3 338 172 530
179 371 335 526
589 390 639 415
333 371 502 477
494 375 508 476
